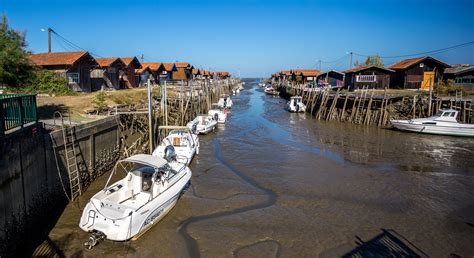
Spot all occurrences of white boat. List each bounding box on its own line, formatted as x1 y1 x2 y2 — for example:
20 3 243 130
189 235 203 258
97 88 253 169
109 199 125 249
208 103 228 124
287 96 306 113
258 82 266 88
186 114 217 134
217 95 233 109
264 85 279 96
79 153 192 248
390 109 474 137
152 126 199 165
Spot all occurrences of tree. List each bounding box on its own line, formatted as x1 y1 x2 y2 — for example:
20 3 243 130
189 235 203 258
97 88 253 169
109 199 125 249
0 15 33 88
354 54 384 68
26 69 71 95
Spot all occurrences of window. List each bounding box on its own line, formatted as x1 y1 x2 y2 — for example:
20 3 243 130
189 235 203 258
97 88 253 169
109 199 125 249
450 112 456 117
442 112 451 117
67 73 80 84
356 75 376 82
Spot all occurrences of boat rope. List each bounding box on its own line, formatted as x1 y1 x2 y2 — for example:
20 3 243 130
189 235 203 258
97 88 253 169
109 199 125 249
50 133 72 202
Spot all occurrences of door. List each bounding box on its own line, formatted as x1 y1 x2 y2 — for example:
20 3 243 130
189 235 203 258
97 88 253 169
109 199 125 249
421 71 435 91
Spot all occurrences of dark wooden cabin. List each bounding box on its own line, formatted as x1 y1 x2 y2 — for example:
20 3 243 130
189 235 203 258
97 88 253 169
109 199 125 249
316 70 344 87
388 56 451 90
91 57 126 90
343 66 394 89
172 62 193 81
29 51 98 92
135 66 153 86
140 62 165 83
444 65 474 91
292 69 320 85
161 63 178 81
120 57 142 88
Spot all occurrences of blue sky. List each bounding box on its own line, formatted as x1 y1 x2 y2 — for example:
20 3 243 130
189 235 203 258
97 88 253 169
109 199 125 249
2 0 473 77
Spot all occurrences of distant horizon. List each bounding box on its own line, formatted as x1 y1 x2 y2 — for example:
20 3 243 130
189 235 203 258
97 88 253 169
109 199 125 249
3 0 474 77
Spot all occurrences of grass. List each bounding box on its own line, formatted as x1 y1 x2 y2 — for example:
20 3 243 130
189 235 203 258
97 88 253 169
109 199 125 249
36 88 155 122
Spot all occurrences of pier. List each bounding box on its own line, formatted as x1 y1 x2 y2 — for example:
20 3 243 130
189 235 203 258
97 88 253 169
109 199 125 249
276 83 473 126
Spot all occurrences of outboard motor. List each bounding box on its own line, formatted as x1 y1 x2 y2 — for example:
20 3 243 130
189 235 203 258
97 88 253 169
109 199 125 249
163 145 177 162
214 113 219 121
192 123 197 134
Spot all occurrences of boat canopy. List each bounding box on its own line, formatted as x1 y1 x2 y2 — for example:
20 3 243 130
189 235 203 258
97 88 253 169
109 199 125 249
122 154 168 169
434 109 459 122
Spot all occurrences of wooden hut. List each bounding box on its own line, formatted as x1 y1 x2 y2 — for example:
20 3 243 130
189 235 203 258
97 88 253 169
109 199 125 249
140 62 165 83
172 62 193 81
388 56 451 90
91 57 126 90
316 70 344 87
291 69 320 84
120 56 142 88
343 66 394 89
135 66 153 86
192 68 202 80
161 63 177 81
444 65 474 91
28 51 98 92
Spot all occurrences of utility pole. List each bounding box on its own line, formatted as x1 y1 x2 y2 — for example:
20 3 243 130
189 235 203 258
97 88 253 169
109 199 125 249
48 28 52 53
141 54 144 63
147 78 153 153
349 52 353 69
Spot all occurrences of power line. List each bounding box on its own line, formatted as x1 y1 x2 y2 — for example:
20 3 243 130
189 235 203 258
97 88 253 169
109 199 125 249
320 54 349 64
353 40 474 59
51 29 104 58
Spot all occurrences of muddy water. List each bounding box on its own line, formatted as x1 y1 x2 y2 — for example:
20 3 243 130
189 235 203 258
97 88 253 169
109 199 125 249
44 79 474 257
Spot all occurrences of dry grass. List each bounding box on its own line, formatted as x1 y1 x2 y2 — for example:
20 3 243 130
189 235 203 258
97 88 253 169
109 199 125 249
36 88 154 122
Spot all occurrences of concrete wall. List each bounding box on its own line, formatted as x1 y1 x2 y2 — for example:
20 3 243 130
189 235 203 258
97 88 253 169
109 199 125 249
0 115 121 256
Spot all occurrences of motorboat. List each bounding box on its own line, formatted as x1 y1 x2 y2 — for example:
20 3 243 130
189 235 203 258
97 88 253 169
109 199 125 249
79 153 191 248
264 85 279 96
208 103 228 124
152 126 199 165
217 94 233 109
186 114 217 134
390 109 474 137
287 96 306 113
258 82 266 88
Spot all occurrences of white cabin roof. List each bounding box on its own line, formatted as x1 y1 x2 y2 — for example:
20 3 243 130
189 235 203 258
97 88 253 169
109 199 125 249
123 154 168 168
290 96 302 99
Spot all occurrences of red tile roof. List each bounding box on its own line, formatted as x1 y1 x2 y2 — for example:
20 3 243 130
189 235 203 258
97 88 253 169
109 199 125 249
140 62 163 71
388 56 451 70
95 57 124 68
29 51 89 66
292 69 320 77
121 56 142 68
135 66 151 74
175 62 191 68
162 63 175 71
344 65 394 73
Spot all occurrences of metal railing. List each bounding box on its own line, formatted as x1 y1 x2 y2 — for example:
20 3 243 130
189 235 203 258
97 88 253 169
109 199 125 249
0 93 38 136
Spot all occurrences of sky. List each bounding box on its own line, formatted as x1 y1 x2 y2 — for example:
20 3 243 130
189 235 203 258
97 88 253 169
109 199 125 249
2 0 473 77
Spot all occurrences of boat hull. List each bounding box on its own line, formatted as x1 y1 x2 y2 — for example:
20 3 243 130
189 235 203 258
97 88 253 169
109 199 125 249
79 171 191 242
391 120 474 137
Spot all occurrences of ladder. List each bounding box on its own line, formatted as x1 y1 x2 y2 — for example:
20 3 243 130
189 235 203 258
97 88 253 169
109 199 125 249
54 111 82 200
62 127 82 200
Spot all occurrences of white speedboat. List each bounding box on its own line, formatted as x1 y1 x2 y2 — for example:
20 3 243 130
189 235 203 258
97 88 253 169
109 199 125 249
390 109 474 137
208 103 228 124
186 114 217 134
287 96 306 112
217 95 233 109
264 85 279 96
153 126 199 165
79 154 191 248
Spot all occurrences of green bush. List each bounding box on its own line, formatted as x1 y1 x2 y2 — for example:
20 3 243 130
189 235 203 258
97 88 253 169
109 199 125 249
92 91 108 111
435 79 466 96
26 69 72 95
